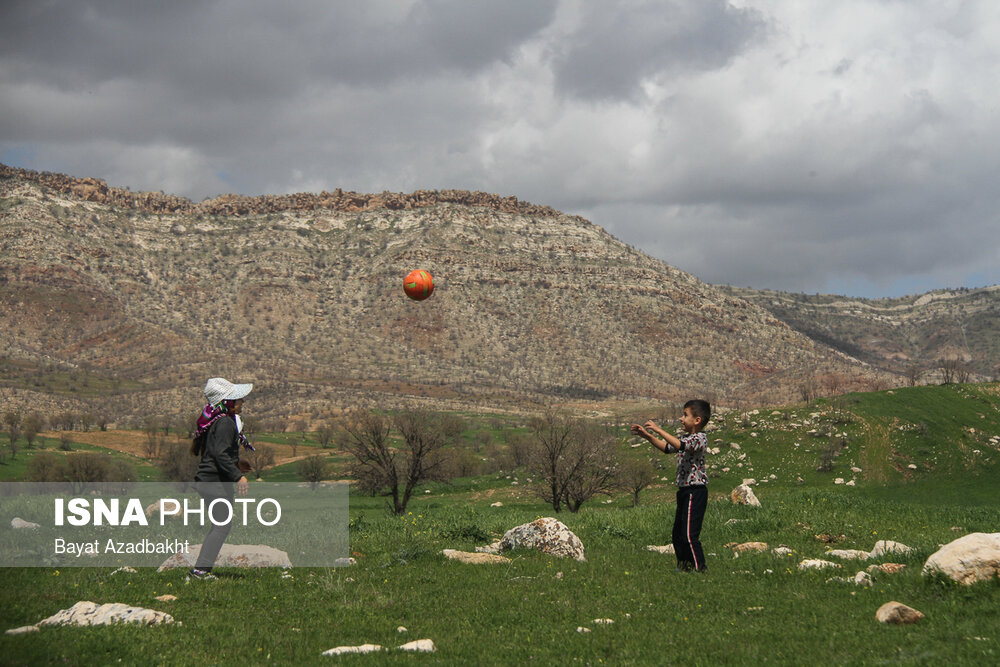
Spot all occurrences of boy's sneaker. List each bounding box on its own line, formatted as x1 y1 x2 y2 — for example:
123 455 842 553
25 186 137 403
189 568 217 580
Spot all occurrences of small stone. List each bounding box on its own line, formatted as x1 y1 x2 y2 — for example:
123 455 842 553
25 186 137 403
442 549 511 564
399 639 435 652
867 563 906 575
4 625 40 635
397 626 407 633
153 595 177 602
876 601 923 625
870 540 913 558
730 484 761 507
10 518 40 529
646 545 675 555
593 618 614 625
826 549 871 561
322 644 382 656
799 559 841 571
577 627 591 633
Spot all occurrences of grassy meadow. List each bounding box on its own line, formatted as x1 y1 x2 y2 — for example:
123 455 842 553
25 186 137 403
1 384 999 665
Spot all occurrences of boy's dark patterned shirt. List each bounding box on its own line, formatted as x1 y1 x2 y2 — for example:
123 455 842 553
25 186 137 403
670 432 708 487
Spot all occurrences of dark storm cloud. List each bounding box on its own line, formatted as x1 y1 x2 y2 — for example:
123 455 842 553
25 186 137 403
3 0 1000 297
551 0 766 100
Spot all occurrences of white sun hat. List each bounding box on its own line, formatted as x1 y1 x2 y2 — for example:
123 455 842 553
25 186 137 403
203 377 253 406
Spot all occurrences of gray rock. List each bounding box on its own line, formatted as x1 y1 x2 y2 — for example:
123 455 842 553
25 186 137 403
730 484 761 507
10 517 40 529
157 544 291 571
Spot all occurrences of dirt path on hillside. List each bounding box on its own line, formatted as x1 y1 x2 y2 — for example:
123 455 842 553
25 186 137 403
43 430 322 467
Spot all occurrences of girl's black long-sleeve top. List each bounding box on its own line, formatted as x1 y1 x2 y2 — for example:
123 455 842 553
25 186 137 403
195 416 243 482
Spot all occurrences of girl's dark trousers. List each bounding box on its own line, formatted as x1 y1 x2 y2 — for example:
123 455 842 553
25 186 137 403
194 481 234 571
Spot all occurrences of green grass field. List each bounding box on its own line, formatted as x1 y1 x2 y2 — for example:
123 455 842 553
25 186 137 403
1 384 998 664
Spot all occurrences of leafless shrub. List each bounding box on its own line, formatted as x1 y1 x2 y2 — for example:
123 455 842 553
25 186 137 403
247 443 275 480
24 452 68 482
617 456 658 507
157 441 200 482
297 455 328 490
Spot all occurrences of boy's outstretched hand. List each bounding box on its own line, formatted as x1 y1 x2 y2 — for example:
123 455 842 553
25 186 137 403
630 423 650 438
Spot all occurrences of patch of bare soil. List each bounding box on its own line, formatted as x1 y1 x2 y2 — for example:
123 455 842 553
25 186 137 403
45 430 309 467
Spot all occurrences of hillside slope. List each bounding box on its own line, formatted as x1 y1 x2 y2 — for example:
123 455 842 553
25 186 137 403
0 164 885 423
729 286 1000 381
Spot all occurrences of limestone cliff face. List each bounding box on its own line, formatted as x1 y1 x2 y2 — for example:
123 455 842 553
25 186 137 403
0 164 886 421
0 163 559 217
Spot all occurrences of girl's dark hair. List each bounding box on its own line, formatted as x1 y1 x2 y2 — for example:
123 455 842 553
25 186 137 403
684 399 712 427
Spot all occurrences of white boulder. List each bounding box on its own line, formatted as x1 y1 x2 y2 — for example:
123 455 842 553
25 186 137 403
477 517 586 561
922 532 1000 585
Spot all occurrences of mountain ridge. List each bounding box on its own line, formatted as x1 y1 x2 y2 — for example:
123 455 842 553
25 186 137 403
1 164 892 425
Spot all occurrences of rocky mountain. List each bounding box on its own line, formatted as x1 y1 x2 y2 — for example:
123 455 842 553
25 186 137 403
0 164 887 425
728 286 1000 382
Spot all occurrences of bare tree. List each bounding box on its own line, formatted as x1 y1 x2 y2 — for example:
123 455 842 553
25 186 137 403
904 362 924 387
562 422 620 512
143 417 164 458
939 357 961 384
526 412 620 513
22 413 42 449
799 375 820 403
247 443 275 480
526 411 578 513
315 421 335 448
342 409 453 515
4 411 22 461
618 456 658 507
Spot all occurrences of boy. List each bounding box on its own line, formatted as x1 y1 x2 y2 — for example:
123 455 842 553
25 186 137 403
631 399 711 572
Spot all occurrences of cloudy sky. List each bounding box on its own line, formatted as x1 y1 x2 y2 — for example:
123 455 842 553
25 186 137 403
3 0 999 298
